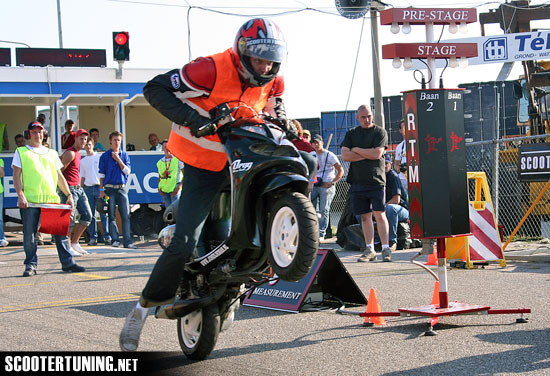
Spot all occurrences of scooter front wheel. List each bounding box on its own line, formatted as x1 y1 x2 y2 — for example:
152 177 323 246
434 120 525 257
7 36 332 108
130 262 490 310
177 304 220 360
266 192 318 282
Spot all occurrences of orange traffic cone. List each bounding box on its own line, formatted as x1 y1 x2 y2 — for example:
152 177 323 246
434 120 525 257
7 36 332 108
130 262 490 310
425 245 437 266
363 288 386 326
431 281 440 306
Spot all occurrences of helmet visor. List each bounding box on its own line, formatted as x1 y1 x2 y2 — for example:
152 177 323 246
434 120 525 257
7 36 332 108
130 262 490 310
244 39 287 63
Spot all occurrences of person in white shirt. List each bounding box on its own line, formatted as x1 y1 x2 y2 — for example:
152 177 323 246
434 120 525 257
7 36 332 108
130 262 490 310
311 134 344 240
80 139 112 246
148 133 162 151
394 120 408 196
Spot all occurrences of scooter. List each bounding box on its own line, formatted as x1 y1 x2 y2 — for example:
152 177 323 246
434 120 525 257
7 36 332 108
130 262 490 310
156 102 319 360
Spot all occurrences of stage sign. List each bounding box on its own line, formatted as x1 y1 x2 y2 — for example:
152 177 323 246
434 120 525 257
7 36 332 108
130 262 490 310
518 143 550 182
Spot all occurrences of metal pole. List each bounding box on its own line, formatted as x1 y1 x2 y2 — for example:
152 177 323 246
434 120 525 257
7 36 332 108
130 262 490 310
370 9 385 127
425 23 436 89
57 0 63 48
493 85 500 222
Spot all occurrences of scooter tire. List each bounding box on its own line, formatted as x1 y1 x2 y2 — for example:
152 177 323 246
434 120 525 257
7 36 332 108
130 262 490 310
266 192 318 282
177 304 220 360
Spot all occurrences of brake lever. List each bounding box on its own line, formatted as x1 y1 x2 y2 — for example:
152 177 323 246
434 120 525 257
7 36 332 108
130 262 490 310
197 104 236 136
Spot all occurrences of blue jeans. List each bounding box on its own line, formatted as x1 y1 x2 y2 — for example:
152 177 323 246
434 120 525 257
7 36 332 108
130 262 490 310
385 204 409 243
160 191 180 208
21 207 75 268
311 185 336 237
59 186 93 234
0 192 5 241
84 185 110 241
104 187 131 247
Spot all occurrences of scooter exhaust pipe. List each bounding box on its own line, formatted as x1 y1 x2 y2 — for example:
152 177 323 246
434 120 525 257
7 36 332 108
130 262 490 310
155 287 226 320
155 295 216 320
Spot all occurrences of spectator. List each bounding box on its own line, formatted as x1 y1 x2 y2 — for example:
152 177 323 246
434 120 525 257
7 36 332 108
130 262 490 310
311 134 344 240
12 121 85 276
393 120 408 195
157 140 183 208
99 131 135 249
14 134 26 148
289 120 317 193
341 104 392 262
302 129 311 143
0 122 9 151
376 154 409 251
148 133 162 151
61 119 76 149
60 129 93 255
290 120 314 153
89 128 106 152
81 138 111 245
37 113 46 125
0 158 7 247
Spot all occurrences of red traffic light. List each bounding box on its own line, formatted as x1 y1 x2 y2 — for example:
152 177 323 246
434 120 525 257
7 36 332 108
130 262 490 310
114 32 128 46
113 31 130 61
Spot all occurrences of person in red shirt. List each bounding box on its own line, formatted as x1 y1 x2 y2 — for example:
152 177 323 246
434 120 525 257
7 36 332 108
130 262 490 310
290 120 314 153
60 129 93 255
61 119 76 149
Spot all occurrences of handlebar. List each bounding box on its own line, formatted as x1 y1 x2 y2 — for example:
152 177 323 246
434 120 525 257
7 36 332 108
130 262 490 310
195 101 294 139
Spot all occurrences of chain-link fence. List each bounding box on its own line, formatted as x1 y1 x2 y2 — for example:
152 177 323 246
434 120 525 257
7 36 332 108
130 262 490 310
326 134 550 240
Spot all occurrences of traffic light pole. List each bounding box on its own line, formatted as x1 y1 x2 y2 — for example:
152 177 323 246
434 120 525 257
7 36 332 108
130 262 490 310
116 61 124 80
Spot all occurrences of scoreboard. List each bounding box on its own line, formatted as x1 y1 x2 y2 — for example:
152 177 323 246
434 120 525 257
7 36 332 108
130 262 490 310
403 88 470 238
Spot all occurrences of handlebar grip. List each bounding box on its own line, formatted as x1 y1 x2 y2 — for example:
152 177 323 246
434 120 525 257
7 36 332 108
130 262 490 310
196 122 217 138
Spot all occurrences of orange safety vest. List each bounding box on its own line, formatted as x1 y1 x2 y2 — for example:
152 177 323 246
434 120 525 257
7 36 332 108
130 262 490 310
167 49 275 171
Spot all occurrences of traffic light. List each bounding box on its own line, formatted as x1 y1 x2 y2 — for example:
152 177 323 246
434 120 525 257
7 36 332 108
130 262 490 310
113 32 130 61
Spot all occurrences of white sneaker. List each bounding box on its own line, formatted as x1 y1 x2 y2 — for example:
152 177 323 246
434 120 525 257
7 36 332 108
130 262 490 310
0 239 9 247
71 243 88 254
111 241 121 247
67 247 81 257
120 306 148 352
357 248 377 262
382 247 392 262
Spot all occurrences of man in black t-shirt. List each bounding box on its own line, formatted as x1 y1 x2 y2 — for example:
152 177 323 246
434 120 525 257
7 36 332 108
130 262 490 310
341 104 392 262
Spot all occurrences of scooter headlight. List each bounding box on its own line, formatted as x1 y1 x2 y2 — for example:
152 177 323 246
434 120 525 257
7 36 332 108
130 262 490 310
240 125 267 136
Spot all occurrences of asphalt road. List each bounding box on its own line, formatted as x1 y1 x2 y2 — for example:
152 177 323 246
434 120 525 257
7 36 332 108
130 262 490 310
0 240 548 375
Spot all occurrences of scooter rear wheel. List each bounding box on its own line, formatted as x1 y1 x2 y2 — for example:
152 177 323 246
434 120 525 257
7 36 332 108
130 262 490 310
266 192 318 282
177 304 220 360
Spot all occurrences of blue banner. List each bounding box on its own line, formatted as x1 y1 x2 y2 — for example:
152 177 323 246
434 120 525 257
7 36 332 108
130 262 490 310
1 152 164 209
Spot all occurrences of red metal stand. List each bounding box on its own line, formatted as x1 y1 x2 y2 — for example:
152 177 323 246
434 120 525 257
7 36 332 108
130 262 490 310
354 237 531 335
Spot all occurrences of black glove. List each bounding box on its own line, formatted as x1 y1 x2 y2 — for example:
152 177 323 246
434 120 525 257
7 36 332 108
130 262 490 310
186 111 215 138
281 118 299 140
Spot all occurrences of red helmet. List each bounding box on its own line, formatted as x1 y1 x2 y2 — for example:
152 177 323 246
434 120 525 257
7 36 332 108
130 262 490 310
232 18 287 87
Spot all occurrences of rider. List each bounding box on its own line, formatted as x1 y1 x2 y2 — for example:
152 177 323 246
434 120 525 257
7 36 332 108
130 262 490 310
120 18 293 351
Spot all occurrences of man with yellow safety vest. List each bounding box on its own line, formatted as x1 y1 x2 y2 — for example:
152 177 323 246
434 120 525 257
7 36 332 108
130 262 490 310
157 140 183 208
12 121 86 277
120 18 291 351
